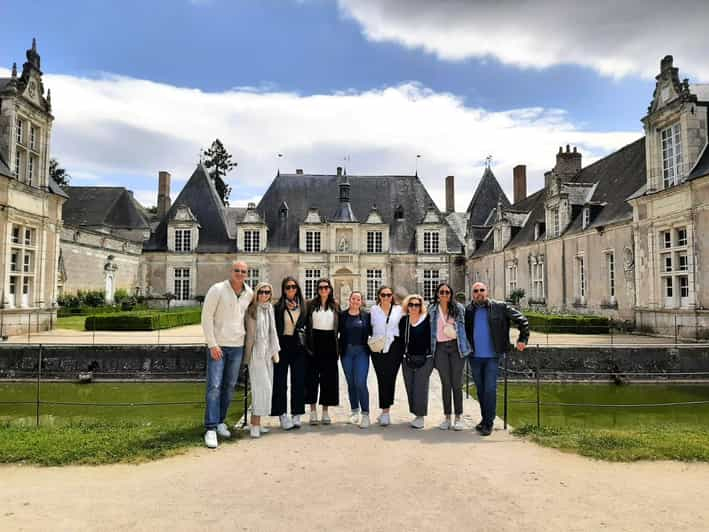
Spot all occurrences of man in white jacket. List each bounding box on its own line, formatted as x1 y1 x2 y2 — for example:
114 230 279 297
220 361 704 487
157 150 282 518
201 260 253 448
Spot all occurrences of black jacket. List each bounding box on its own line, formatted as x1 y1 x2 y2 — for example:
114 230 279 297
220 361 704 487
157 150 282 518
274 298 308 340
464 299 530 356
305 300 341 356
338 309 373 356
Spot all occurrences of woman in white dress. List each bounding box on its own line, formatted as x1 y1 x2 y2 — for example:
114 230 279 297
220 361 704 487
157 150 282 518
244 282 281 439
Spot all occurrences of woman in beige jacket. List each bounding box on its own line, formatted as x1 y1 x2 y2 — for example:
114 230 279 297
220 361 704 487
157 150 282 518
244 282 281 438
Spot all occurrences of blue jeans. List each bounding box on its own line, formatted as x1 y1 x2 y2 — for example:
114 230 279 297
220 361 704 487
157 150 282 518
341 345 370 413
469 357 499 428
204 346 244 430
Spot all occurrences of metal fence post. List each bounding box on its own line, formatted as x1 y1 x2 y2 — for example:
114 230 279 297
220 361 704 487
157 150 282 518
535 358 541 429
503 352 509 430
27 311 31 343
242 368 250 428
674 314 678 345
36 344 42 427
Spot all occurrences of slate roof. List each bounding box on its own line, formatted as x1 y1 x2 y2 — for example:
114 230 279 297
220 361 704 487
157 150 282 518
144 164 234 252
466 167 510 226
257 173 463 253
472 137 646 256
0 151 14 178
63 186 150 235
688 143 709 181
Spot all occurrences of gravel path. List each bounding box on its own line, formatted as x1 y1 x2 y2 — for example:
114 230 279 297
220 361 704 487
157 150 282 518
2 364 708 532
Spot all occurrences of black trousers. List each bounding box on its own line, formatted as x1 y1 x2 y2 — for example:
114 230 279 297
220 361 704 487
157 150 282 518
305 330 339 406
371 342 402 409
271 335 306 416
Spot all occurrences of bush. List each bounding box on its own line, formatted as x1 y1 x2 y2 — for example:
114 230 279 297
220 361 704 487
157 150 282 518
57 294 81 308
57 304 148 317
524 311 610 334
113 288 131 304
84 308 202 331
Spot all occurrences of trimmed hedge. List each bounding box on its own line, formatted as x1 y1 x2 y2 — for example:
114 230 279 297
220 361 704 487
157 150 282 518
58 304 149 317
524 311 610 334
84 308 202 331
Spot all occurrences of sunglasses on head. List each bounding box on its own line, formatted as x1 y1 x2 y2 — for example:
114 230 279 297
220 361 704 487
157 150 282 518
258 290 271 295
285 284 297 290
233 269 247 274
379 293 393 298
438 290 451 295
473 288 486 293
408 302 421 308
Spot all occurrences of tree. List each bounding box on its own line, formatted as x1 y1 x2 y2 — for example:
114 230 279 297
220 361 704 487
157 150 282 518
202 139 237 206
49 158 70 187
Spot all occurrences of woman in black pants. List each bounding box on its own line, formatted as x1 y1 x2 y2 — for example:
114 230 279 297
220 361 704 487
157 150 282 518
271 277 308 430
399 294 433 429
305 278 340 425
369 285 403 426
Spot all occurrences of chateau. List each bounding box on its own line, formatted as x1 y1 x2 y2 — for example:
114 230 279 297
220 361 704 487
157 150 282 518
1 42 708 337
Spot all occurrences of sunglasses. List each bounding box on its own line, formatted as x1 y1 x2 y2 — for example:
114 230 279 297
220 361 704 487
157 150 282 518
285 284 297 290
473 289 486 293
233 269 247 274
318 285 330 290
408 302 422 308
438 290 451 295
258 290 271 295
379 293 393 298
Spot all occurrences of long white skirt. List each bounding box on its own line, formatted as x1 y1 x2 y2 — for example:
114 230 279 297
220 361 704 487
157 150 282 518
249 350 274 417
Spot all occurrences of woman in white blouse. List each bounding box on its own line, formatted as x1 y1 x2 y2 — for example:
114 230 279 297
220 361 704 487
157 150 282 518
369 285 404 426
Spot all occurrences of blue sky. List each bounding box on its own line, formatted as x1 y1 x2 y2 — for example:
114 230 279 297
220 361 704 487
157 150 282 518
1 0 706 209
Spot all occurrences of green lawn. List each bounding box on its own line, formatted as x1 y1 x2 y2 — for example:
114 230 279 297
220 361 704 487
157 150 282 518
490 382 709 461
56 315 87 330
0 382 244 466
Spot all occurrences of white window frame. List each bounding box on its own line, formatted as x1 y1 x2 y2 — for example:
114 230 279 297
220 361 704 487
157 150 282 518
582 208 590 229
531 258 545 301
30 126 37 151
174 268 191 301
661 122 683 188
606 251 616 302
423 231 440 254
304 269 321 300
658 226 692 309
244 230 261 253
305 230 321 253
16 117 23 145
7 224 36 308
366 269 383 302
246 268 260 290
175 229 192 253
15 150 22 180
576 256 586 303
507 263 518 296
367 231 383 253
423 270 440 302
27 156 35 185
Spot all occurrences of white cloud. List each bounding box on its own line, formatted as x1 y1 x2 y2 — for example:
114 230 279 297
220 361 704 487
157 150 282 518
336 0 709 79
0 68 640 210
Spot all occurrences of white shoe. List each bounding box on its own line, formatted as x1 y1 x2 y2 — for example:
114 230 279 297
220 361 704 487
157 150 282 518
216 423 231 439
204 430 218 448
280 414 294 431
260 425 270 434
309 411 319 425
250 425 261 438
410 416 424 429
321 412 332 425
438 418 451 430
453 418 465 431
292 415 302 428
350 409 360 425
360 414 370 429
378 412 390 426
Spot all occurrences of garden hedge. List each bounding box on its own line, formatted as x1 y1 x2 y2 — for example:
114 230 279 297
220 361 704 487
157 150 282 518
524 311 610 334
58 304 149 317
84 308 202 331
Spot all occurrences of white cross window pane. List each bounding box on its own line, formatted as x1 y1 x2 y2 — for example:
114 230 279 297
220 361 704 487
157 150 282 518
678 253 688 271
247 269 260 289
664 255 672 272
16 118 22 144
175 230 183 252
677 228 687 247
24 229 32 246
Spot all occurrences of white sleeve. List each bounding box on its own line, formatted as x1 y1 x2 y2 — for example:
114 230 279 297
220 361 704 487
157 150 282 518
201 284 220 348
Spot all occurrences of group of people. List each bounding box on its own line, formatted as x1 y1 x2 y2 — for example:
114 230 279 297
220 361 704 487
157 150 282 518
200 260 530 448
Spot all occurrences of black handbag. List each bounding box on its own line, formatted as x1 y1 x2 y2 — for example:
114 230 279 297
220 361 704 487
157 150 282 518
287 307 312 356
403 316 427 369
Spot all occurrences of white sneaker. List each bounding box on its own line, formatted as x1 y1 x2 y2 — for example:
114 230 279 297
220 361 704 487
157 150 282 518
216 423 231 438
321 412 332 425
309 411 319 425
360 413 370 429
438 418 451 430
292 415 302 428
250 425 260 438
350 409 360 425
410 416 424 429
453 418 465 431
260 425 270 434
204 430 218 448
280 414 294 431
378 412 390 426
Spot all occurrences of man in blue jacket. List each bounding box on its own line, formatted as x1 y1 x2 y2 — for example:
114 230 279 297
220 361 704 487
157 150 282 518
464 282 529 436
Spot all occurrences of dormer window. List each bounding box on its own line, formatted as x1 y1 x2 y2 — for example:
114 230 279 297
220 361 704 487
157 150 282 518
175 229 192 252
244 230 261 253
661 123 682 188
394 205 404 220
367 231 383 253
582 207 590 229
534 222 545 241
423 231 439 254
305 230 321 253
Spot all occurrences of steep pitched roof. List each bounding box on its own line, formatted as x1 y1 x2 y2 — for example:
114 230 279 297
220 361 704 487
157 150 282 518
688 143 709 181
63 187 149 230
257 173 463 253
0 151 14 178
466 167 510 226
144 164 233 252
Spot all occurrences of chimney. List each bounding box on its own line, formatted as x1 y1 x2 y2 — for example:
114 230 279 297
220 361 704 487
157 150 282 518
555 145 582 178
445 175 455 213
336 166 342 176
295 169 303 175
157 171 171 217
513 165 527 204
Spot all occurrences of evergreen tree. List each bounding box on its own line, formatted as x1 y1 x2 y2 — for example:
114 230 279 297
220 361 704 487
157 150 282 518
49 158 70 187
202 139 237 206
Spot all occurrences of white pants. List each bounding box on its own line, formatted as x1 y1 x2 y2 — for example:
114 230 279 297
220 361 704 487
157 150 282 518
249 356 274 417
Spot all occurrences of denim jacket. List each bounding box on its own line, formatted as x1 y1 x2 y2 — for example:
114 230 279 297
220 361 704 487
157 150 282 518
429 301 472 358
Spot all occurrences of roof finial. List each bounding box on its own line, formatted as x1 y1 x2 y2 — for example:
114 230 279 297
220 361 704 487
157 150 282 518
485 155 493 169
11 62 17 78
32 38 37 52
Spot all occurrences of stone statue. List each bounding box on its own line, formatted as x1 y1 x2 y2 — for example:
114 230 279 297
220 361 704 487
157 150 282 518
338 236 349 252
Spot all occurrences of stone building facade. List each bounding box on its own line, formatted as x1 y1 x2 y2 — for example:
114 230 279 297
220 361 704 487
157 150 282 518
0 40 66 336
